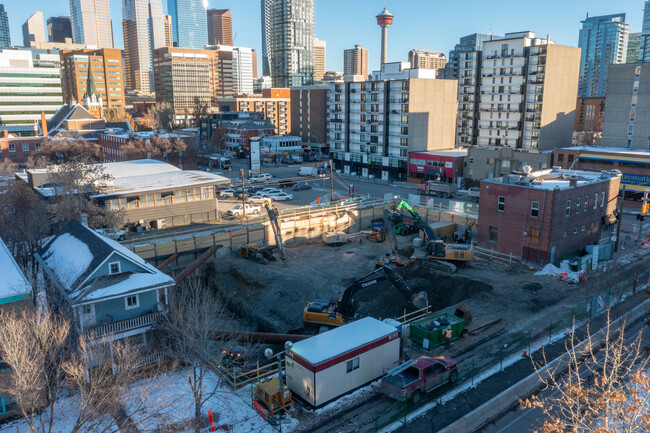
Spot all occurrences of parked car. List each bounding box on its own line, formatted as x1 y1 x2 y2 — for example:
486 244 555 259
226 204 261 218
220 189 236 198
380 356 458 403
247 195 270 204
249 173 273 183
268 192 293 201
260 188 282 196
293 183 312 191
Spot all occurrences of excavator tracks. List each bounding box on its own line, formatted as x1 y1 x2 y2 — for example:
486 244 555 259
424 259 457 273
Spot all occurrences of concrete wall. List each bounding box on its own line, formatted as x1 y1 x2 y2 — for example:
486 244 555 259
466 147 552 181
408 79 457 153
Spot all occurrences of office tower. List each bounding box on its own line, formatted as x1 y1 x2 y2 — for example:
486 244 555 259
0 5 9 49
212 45 254 95
163 14 173 47
578 13 629 97
261 0 273 76
313 39 326 81
628 33 641 63
253 76 272 93
409 49 446 77
47 16 73 43
376 8 393 67
252 49 257 78
123 0 166 93
328 63 457 181
291 84 329 152
456 31 581 150
23 11 46 46
445 33 503 80
0 49 63 136
269 0 315 87
207 9 233 46
219 88 291 135
601 64 649 149
167 0 207 49
344 45 368 77
69 0 113 48
641 1 650 62
60 48 125 110
153 47 211 111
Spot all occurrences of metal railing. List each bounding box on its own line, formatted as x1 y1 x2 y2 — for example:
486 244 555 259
86 311 163 338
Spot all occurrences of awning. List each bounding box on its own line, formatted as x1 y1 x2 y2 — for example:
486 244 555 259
622 183 650 192
580 153 650 165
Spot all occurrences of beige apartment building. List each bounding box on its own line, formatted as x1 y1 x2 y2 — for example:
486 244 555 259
218 88 291 135
163 15 173 47
60 48 125 111
457 31 581 151
313 39 326 81
344 44 368 77
408 49 446 76
328 62 457 181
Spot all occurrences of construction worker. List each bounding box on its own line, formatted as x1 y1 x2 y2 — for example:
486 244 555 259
444 327 453 350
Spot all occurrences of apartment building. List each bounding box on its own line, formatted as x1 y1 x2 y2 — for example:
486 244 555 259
408 49 446 76
207 9 233 46
290 84 328 153
163 15 173 47
574 97 605 132
457 31 581 151
0 49 63 136
344 45 369 77
153 47 211 112
218 88 291 135
445 33 503 80
328 62 457 181
60 48 125 112
601 63 650 150
313 39 326 82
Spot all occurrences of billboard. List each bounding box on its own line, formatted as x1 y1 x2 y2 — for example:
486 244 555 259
250 139 261 175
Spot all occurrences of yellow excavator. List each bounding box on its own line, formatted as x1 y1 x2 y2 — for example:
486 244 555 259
239 201 287 263
303 266 428 327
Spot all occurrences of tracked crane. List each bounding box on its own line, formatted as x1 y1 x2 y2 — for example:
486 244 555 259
264 201 287 262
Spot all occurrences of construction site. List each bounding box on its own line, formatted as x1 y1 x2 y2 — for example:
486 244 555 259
159 196 650 431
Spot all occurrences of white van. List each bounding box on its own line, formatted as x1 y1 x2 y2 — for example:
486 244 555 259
249 173 273 183
297 167 319 177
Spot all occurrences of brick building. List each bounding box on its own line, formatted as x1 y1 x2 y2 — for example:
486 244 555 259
477 168 621 265
220 119 275 155
218 88 291 135
290 84 328 154
407 149 467 184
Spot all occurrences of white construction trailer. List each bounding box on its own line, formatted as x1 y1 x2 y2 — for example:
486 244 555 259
285 317 400 407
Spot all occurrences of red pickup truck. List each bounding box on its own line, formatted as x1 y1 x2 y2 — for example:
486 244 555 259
380 356 458 403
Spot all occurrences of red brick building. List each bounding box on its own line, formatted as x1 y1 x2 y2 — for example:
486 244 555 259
220 119 275 155
408 149 467 184
477 168 621 265
99 130 198 169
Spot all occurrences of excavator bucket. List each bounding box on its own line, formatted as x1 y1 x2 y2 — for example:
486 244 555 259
412 291 429 311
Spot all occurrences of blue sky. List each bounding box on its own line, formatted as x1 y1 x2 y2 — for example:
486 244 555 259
8 0 646 73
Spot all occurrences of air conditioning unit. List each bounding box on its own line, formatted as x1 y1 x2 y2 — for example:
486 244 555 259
150 219 166 230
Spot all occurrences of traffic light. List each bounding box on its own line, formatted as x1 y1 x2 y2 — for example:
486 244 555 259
643 202 650 215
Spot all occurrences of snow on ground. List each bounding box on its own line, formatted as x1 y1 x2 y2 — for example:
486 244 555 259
0 368 294 433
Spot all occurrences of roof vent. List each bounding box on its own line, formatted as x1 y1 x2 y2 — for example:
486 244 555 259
569 175 578 188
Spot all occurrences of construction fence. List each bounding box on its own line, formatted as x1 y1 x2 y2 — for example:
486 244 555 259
374 268 649 431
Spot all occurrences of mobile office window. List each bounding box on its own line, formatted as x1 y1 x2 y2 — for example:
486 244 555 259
346 357 360 373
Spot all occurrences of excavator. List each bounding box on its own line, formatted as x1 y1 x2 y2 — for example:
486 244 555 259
303 266 428 327
239 201 288 263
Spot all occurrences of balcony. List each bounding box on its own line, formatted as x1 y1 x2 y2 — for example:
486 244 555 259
85 311 163 339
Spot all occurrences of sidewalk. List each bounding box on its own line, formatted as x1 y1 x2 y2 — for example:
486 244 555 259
333 172 420 192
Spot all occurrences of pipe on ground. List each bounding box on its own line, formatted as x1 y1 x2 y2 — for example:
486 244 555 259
209 331 311 345
174 246 217 284
156 254 178 270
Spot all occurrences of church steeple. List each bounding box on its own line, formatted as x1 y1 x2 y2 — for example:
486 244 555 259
83 62 103 119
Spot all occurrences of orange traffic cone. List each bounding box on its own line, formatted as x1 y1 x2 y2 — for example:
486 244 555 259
522 349 528 358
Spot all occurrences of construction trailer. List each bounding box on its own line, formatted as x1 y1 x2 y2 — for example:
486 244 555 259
285 317 400 407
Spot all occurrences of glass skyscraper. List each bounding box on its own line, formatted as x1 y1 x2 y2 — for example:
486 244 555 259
261 0 273 77
578 13 629 97
167 0 207 49
0 4 12 49
641 1 650 62
69 0 114 48
123 0 165 92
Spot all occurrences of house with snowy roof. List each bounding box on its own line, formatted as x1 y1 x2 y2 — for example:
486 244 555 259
35 219 175 348
0 236 33 419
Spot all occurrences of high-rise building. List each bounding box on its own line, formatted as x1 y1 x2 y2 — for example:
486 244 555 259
456 31 581 151
328 62 458 181
261 0 273 77
69 0 114 48
163 14 173 47
0 49 63 136
578 13 629 98
640 1 650 62
0 5 9 49
291 84 329 153
211 45 254 95
153 47 211 112
344 45 368 77
219 88 291 135
60 48 125 111
47 16 73 43
23 12 46 47
313 39 326 82
207 9 233 46
601 64 649 149
628 33 641 64
252 49 258 78
445 33 503 80
269 0 315 87
408 49 446 77
122 0 166 93
167 0 207 49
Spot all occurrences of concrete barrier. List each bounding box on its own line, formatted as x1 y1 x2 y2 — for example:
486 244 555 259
437 299 650 433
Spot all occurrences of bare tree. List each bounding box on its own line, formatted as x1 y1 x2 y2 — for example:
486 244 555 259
146 103 173 131
104 108 126 123
0 157 18 180
158 280 230 433
191 96 209 127
32 139 102 168
120 138 162 161
522 312 650 433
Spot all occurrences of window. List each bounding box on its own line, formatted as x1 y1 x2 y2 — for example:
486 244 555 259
573 227 579 235
125 294 140 310
82 305 92 314
581 225 586 232
531 201 539 217
0 396 16 414
563 230 568 238
488 226 498 243
497 196 505 212
22 143 29 152
590 222 595 229
8 143 14 152
584 195 589 213
346 357 360 373
566 200 572 217
593 193 598 210
600 192 605 208
109 262 120 275
576 198 581 214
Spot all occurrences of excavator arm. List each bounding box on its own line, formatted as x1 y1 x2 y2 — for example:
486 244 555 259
396 200 421 220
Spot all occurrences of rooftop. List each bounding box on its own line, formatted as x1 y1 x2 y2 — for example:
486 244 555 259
411 149 468 158
560 145 650 157
483 168 621 191
0 237 32 303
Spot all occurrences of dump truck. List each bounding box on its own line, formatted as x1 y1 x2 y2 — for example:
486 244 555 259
417 181 457 198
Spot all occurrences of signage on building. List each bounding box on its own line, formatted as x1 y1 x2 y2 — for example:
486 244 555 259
250 140 261 175
621 173 650 187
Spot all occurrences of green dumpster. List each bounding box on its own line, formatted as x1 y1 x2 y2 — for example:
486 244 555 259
409 312 465 350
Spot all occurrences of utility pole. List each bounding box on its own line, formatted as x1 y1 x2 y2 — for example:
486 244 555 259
241 168 246 219
614 185 626 252
329 159 334 202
